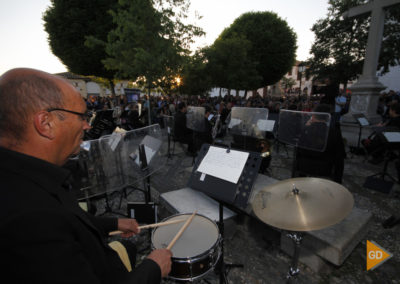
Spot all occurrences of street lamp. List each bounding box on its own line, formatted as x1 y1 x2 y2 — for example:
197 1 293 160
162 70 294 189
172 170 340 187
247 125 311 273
298 62 306 96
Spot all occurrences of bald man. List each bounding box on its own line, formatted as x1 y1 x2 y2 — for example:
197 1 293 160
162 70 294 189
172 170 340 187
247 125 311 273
0 68 171 283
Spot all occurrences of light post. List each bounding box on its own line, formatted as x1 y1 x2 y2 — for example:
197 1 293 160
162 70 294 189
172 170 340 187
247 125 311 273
298 62 306 97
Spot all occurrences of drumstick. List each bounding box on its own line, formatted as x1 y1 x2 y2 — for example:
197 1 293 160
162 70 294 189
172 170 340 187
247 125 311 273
166 210 197 250
108 218 187 236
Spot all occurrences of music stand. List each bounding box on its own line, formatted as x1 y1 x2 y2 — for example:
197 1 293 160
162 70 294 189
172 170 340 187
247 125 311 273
162 115 174 158
277 109 331 178
227 107 269 151
186 106 207 163
351 113 370 155
276 109 331 280
268 112 289 157
76 124 167 215
187 144 262 283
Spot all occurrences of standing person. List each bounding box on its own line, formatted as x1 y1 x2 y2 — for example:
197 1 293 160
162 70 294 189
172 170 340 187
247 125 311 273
334 91 347 122
0 68 172 283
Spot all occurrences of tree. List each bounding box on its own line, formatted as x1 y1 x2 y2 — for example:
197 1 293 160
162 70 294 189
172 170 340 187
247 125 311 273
179 51 212 96
103 0 204 87
43 0 119 95
281 76 297 91
307 0 400 89
216 11 297 89
204 34 262 92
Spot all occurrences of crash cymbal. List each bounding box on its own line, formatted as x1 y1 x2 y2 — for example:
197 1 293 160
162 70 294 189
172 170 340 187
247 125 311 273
252 177 354 231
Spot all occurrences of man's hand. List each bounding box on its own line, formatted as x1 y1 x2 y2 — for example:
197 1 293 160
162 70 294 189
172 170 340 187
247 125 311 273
147 249 173 277
117 218 140 237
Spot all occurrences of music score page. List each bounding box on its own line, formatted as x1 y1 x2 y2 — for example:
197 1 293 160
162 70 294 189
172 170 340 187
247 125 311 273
197 146 249 184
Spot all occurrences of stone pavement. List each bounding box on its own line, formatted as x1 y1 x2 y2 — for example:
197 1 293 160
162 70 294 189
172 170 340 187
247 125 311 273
97 140 400 284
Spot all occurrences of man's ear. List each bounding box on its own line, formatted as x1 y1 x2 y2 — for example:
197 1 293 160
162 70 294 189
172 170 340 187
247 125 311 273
33 111 56 139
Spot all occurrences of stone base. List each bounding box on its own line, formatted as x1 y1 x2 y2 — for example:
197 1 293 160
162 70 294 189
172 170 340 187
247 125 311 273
280 207 372 272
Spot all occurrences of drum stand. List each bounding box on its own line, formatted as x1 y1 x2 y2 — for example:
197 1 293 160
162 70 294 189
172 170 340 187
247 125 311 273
286 232 303 282
216 202 243 284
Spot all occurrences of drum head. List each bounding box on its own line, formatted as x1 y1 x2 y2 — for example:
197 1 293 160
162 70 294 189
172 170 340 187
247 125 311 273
152 214 219 258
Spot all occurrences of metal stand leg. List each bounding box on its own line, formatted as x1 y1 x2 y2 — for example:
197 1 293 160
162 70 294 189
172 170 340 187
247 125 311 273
286 232 302 281
217 203 243 284
167 133 172 159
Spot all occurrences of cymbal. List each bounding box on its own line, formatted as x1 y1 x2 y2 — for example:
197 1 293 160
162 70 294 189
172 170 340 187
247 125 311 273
252 177 354 231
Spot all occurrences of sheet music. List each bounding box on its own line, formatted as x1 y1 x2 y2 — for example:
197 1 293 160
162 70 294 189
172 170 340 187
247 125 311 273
383 132 400 142
197 146 249 184
81 141 91 151
357 117 369 126
228 118 241 128
257 119 275 131
135 145 156 165
108 132 122 151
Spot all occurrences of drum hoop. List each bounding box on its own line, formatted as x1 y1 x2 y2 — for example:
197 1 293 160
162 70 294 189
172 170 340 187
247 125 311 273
151 213 220 260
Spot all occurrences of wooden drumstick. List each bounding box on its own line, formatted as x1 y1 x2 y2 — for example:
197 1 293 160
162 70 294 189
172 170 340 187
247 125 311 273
166 211 197 250
108 218 187 236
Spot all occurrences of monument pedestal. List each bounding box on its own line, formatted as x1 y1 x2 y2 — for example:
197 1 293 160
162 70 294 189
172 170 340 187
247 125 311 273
341 77 385 147
342 77 385 125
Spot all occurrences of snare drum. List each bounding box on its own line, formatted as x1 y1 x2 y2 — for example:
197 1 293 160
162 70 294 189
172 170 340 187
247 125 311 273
151 213 221 281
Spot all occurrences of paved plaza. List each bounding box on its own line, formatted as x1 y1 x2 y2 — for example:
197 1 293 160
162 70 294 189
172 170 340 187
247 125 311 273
98 138 400 284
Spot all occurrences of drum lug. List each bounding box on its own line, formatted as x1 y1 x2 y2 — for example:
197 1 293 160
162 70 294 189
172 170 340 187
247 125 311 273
209 249 215 266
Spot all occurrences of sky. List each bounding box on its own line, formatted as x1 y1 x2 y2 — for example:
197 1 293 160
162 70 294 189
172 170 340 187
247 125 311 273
0 0 330 76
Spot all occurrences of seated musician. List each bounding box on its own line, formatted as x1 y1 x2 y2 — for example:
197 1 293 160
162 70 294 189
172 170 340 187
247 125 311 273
362 102 400 164
296 104 346 183
0 68 172 283
174 102 195 154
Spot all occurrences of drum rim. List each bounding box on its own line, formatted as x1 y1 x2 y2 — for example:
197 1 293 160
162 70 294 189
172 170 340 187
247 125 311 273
151 213 220 260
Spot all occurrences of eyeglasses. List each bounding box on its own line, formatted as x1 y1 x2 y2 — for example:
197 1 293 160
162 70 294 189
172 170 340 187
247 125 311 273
47 108 92 122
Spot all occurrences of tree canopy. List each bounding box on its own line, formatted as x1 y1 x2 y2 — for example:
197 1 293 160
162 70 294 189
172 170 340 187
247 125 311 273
204 34 262 91
307 0 400 86
179 50 212 97
211 11 297 89
103 0 204 90
43 0 117 80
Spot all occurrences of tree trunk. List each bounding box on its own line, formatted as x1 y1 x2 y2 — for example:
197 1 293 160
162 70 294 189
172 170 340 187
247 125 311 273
108 78 116 98
148 84 151 126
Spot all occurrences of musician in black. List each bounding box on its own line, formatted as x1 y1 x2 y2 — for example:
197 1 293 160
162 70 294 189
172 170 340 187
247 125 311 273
0 68 172 283
174 102 195 153
362 103 400 164
295 104 346 183
194 105 213 149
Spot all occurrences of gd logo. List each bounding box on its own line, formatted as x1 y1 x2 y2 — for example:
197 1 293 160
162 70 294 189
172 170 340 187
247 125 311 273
366 240 393 271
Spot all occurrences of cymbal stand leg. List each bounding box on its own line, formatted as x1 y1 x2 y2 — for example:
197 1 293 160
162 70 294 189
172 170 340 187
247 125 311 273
286 232 302 281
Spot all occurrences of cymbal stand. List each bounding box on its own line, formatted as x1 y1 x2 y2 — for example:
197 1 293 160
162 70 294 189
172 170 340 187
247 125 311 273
286 185 303 282
286 232 303 281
